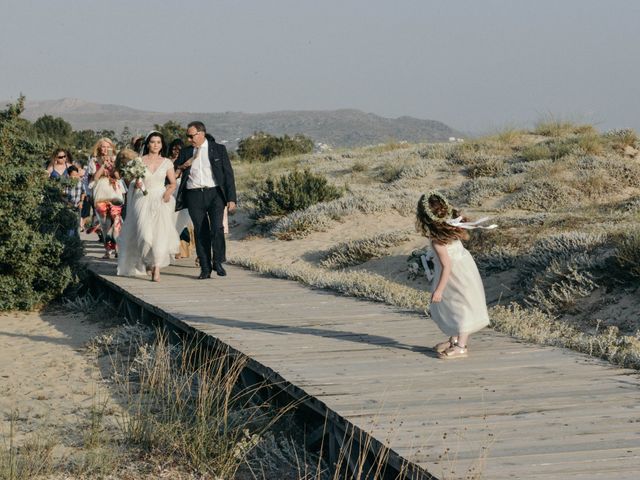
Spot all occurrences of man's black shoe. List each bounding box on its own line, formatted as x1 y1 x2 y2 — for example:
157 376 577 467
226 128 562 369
198 271 211 280
214 264 227 277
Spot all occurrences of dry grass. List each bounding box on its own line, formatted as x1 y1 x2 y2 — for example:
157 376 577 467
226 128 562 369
490 304 640 369
229 254 430 311
320 230 412 269
0 414 55 480
613 227 640 277
533 119 596 137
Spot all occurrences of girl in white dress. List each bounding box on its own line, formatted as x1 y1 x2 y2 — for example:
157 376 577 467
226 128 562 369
416 191 491 359
117 132 180 282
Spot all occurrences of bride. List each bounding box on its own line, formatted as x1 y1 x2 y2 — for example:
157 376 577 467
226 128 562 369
117 131 180 281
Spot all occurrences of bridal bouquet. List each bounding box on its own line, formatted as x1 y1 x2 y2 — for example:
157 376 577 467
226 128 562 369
121 157 148 195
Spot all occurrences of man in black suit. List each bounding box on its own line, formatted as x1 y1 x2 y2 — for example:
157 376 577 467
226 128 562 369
175 121 237 279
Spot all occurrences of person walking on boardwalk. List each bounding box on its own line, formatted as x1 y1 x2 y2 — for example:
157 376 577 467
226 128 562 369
91 138 125 259
174 121 237 279
117 132 180 282
415 191 495 359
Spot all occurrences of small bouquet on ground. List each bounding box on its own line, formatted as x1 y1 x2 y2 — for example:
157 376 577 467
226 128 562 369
407 249 435 281
121 157 148 195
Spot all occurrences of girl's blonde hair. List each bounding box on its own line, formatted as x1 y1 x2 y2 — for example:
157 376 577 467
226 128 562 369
91 138 116 158
416 192 469 244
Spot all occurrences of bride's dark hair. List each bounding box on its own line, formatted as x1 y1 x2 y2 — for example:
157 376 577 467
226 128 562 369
142 131 167 157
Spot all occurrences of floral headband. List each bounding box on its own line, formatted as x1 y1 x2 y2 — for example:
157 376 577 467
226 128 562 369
421 190 453 223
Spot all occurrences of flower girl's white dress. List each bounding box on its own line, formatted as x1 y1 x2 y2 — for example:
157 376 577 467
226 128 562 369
428 239 490 335
117 158 180 276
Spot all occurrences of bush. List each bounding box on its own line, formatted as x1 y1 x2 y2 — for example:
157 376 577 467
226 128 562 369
351 160 368 173
253 169 342 218
502 180 576 211
513 233 608 313
0 97 83 310
237 131 313 161
268 192 387 240
604 128 638 150
465 155 506 178
376 160 404 183
519 143 552 162
33 114 73 146
533 120 596 137
320 231 411 269
613 228 640 277
454 177 516 207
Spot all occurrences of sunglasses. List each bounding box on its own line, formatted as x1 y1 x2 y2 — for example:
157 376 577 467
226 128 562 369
57 155 67 159
186 131 202 139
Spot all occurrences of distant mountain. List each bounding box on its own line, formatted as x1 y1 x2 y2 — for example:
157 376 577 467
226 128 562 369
15 98 463 148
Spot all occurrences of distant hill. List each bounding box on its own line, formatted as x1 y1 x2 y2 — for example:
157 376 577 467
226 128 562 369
14 98 463 148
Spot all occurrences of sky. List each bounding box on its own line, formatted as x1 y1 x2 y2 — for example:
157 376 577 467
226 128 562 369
1 0 639 134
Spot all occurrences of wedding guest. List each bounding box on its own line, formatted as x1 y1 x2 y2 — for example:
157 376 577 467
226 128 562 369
117 132 179 282
64 165 85 233
46 148 72 179
416 191 492 359
115 148 138 220
169 138 184 166
80 157 94 232
131 136 144 154
91 138 123 258
169 138 195 259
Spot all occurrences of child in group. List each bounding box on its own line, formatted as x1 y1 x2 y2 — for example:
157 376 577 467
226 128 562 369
64 165 86 233
416 191 493 359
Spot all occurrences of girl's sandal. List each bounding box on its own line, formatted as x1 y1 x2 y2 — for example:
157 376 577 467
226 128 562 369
433 337 456 354
438 344 468 360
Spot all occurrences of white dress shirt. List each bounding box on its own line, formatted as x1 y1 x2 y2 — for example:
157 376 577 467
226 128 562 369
186 139 217 189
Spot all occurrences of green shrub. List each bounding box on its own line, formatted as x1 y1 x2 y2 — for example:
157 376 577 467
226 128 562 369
33 114 73 146
237 131 313 161
0 97 83 310
253 169 342 218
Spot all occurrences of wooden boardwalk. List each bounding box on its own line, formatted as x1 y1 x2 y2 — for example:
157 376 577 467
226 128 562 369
85 241 640 479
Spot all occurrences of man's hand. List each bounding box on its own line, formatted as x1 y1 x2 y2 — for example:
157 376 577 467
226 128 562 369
227 201 237 214
179 159 193 171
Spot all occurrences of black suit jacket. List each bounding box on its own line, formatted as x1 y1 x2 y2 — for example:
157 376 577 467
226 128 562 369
174 135 237 211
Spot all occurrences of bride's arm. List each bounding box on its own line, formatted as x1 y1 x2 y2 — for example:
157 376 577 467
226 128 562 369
163 163 177 203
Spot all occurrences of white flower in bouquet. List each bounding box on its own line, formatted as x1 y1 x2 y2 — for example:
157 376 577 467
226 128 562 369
122 157 148 195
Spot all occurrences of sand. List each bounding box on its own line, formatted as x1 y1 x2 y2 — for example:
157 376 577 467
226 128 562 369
0 310 116 452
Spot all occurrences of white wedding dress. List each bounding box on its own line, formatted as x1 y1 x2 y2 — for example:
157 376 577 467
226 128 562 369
117 158 180 276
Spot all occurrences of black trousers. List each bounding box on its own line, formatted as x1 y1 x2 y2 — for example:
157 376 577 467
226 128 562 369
186 187 226 272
